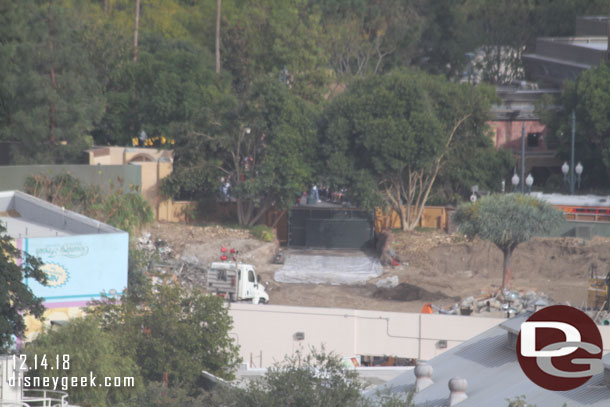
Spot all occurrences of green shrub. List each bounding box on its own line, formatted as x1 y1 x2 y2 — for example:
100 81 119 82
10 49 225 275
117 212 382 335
250 225 274 242
25 173 154 235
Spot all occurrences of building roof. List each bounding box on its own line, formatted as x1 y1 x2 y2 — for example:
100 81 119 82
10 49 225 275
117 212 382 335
523 16 608 86
530 192 610 208
368 313 610 406
0 190 123 238
489 85 559 121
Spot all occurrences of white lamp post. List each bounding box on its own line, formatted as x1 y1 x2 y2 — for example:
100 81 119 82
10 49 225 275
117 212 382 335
561 162 569 180
525 173 534 193
511 171 520 192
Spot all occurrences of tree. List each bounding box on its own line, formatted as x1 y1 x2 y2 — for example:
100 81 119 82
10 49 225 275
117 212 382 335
89 277 241 394
319 68 496 230
0 225 47 352
0 0 104 163
165 77 318 226
94 34 219 146
454 194 564 290
26 317 142 407
224 348 413 407
541 63 610 189
315 0 423 80
431 133 514 204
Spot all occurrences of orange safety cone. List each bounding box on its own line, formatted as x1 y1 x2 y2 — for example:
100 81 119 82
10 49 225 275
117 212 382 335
421 302 433 314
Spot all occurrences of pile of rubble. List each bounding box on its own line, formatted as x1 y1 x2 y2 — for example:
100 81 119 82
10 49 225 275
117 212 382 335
433 289 552 317
136 232 208 289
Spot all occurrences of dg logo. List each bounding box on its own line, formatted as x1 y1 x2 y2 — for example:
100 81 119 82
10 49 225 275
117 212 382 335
517 305 603 391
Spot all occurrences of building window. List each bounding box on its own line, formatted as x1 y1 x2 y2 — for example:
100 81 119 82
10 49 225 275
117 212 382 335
527 132 541 147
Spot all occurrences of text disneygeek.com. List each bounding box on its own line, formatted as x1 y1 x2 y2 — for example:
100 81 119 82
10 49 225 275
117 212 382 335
8 372 135 391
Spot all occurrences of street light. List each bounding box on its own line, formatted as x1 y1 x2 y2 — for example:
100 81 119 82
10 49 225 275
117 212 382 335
511 171 520 192
525 173 534 193
561 162 569 181
575 162 583 190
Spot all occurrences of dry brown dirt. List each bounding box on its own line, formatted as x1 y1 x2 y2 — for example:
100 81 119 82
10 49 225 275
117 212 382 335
144 222 610 313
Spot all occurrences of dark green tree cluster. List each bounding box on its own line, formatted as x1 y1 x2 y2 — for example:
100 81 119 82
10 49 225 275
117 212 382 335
541 62 610 190
25 277 240 407
0 225 47 352
2 0 606 217
319 68 512 230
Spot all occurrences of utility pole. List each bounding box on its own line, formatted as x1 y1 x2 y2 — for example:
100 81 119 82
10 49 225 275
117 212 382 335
215 0 221 74
521 122 525 193
570 110 575 195
133 0 140 62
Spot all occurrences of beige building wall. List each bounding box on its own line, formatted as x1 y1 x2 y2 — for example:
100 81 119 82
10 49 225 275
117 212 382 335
229 304 610 368
229 304 503 368
87 147 174 220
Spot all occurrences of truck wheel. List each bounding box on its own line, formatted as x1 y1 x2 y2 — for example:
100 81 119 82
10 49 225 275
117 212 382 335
259 298 267 304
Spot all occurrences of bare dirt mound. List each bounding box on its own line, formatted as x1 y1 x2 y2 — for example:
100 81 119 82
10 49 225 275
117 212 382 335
373 283 454 302
144 222 610 312
389 230 610 309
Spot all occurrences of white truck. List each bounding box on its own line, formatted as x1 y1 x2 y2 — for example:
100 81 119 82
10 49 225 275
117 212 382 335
207 262 269 304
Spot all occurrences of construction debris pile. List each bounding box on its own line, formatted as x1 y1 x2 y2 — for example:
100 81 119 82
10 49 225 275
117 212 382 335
136 232 208 289
430 289 552 317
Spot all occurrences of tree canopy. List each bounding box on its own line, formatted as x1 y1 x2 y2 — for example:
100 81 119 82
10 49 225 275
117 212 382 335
26 317 142 407
0 224 47 352
89 277 240 393
454 194 564 289
541 63 610 189
319 68 502 230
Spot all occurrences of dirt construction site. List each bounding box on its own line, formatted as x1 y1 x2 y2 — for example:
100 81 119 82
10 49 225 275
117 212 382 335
142 222 610 315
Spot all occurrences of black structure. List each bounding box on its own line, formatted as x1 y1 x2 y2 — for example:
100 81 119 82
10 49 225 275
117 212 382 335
288 203 375 249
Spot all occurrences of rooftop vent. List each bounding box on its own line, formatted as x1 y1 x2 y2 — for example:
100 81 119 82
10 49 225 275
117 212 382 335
448 377 468 406
414 363 433 392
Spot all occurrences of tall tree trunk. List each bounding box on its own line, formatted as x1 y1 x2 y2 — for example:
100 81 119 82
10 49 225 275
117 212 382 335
215 0 221 74
501 248 513 291
133 0 141 62
47 5 56 143
104 0 109 15
399 204 407 231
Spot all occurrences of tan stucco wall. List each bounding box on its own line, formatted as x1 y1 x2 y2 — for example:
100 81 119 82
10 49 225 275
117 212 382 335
87 147 174 219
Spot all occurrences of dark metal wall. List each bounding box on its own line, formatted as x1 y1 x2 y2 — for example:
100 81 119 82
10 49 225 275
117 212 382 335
288 207 374 249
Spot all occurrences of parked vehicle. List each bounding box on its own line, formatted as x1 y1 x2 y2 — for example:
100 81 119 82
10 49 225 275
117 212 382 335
207 261 269 304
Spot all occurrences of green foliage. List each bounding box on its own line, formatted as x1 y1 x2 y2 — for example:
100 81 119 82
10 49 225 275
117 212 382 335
454 194 564 287
506 395 536 407
116 381 213 407
319 68 497 229
455 194 564 252
0 224 47 352
542 63 610 188
89 279 241 394
0 0 103 164
433 135 514 204
169 77 318 226
229 348 366 407
250 225 274 242
208 348 413 407
26 317 142 407
24 173 154 235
